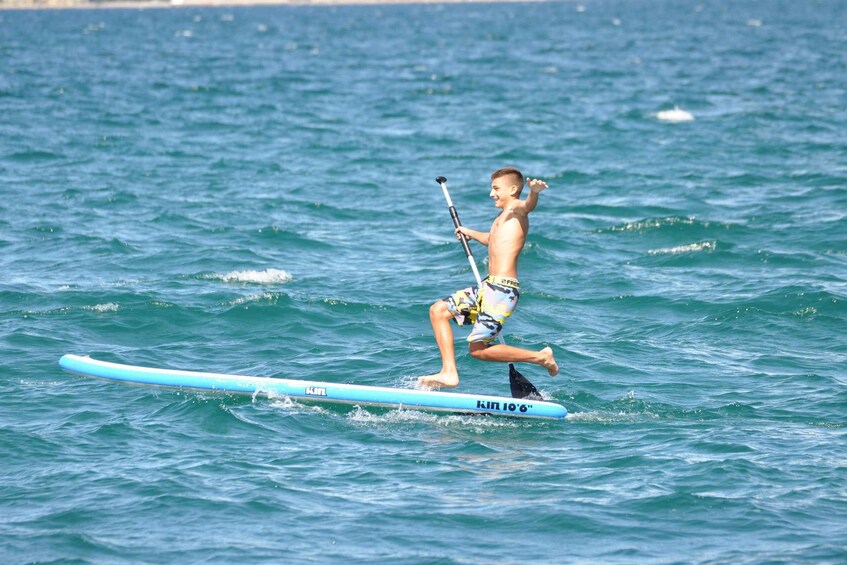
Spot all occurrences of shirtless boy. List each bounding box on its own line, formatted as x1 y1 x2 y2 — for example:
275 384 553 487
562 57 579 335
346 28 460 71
419 167 559 389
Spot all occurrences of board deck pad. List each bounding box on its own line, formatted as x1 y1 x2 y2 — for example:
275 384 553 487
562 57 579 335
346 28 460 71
59 355 567 420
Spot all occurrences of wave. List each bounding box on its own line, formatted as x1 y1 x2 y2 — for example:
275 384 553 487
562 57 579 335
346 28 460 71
224 292 282 307
346 405 528 430
603 216 698 233
563 390 769 424
5 149 65 161
709 287 847 321
647 241 716 255
254 225 335 248
597 217 743 245
264 397 530 429
82 303 120 313
656 106 695 122
206 269 293 285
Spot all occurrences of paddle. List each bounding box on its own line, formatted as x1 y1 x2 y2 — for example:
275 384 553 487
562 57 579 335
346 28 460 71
435 176 541 400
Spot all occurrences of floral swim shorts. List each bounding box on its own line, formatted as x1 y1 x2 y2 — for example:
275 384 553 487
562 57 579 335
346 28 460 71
442 275 521 344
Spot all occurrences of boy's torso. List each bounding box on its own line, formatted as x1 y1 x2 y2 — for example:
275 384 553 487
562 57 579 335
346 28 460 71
487 207 528 279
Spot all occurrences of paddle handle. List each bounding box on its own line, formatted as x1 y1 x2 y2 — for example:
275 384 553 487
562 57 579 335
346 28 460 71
435 176 504 345
436 177 483 286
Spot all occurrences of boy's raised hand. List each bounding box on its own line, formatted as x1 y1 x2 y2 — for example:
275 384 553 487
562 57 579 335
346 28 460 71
527 178 549 193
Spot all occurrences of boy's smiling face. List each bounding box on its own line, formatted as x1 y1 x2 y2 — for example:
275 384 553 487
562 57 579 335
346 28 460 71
489 175 520 209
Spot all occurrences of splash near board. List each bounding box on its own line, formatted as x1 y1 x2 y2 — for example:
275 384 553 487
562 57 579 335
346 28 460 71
59 355 567 420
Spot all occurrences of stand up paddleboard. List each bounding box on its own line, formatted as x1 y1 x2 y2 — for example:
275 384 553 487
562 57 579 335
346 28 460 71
59 355 567 420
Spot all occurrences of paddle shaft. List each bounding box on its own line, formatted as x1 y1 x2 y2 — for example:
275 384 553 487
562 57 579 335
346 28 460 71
435 176 505 346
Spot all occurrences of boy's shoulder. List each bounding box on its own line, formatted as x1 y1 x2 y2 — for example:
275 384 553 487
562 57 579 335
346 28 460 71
505 199 530 217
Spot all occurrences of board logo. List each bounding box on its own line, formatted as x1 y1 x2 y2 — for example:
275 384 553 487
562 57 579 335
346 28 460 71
305 386 327 396
476 400 530 413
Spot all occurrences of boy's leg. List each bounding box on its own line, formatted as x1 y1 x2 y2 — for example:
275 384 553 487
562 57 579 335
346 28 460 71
469 341 559 376
463 279 558 376
418 300 460 388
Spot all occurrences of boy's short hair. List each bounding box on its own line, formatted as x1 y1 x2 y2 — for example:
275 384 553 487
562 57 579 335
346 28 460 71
491 167 525 195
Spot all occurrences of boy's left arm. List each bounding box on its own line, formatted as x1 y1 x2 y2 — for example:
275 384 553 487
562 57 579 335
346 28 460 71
515 178 548 215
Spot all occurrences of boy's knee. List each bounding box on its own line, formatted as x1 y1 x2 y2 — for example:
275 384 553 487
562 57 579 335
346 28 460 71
430 300 449 318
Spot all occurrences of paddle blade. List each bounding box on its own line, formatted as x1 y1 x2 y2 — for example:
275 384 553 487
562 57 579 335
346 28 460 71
509 363 542 400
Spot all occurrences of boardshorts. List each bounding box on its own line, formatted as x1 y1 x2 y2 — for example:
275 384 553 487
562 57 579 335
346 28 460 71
442 275 521 344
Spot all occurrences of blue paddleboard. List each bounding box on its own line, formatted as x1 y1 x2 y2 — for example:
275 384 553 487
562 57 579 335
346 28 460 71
59 355 567 420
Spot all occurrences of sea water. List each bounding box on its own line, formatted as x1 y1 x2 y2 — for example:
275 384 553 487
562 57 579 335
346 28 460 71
1 0 845 562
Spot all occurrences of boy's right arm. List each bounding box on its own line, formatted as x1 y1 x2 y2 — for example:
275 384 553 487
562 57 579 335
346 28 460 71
456 226 490 246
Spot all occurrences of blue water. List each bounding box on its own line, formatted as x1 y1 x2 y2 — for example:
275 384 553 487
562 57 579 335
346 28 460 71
2 1 846 562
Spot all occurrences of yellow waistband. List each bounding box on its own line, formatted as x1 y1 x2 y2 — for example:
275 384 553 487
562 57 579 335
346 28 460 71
484 275 520 289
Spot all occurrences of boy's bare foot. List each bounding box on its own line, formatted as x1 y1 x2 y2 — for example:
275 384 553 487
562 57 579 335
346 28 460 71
540 347 559 376
417 371 459 389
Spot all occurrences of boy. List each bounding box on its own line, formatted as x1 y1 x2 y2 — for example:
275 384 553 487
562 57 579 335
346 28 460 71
419 167 559 389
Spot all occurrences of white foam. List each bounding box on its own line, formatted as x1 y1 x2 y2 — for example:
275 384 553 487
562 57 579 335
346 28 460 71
396 375 427 389
656 106 695 122
214 268 293 284
226 293 278 307
347 405 436 424
611 216 696 232
84 303 119 313
648 241 716 255
566 409 658 423
346 405 521 429
794 306 817 317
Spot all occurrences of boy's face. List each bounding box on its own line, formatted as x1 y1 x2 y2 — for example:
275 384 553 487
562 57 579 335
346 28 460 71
489 176 520 209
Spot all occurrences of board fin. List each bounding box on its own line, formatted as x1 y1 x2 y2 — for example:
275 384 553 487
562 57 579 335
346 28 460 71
509 363 541 400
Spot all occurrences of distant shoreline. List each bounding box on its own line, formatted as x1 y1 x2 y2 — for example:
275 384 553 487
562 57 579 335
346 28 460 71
1 0 545 10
